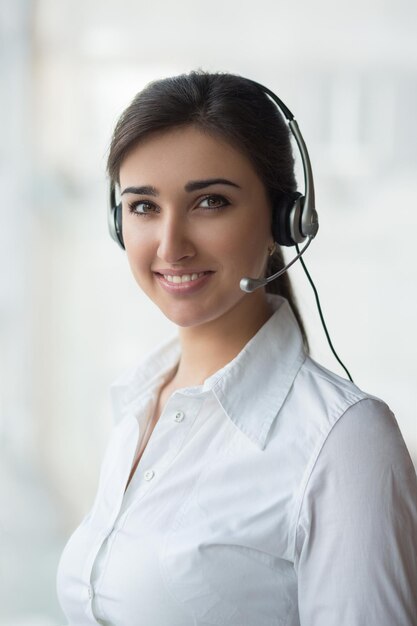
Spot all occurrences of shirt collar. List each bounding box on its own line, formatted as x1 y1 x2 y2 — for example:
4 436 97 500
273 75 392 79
109 294 306 450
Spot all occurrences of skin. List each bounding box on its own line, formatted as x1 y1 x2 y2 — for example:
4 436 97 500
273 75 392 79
119 124 275 390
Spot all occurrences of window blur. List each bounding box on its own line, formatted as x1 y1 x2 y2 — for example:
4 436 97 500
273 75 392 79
1 0 416 623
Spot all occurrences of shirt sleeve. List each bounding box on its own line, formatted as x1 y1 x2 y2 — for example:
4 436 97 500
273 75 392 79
294 398 417 626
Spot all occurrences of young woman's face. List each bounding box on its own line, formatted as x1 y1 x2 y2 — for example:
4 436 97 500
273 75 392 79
118 125 274 328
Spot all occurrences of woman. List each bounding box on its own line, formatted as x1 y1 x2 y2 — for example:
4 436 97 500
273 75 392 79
56 71 417 625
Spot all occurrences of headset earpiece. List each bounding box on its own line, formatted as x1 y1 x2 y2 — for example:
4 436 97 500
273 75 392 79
272 191 306 247
115 202 124 249
108 183 125 249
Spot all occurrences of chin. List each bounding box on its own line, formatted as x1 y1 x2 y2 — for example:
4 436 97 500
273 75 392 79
156 292 245 330
157 305 216 329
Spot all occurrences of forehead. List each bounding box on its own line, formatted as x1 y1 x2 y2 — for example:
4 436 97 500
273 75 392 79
119 125 260 185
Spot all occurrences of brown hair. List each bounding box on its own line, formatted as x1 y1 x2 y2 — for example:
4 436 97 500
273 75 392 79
107 70 308 350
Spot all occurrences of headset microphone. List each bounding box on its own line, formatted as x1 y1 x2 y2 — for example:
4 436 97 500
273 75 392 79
240 236 313 293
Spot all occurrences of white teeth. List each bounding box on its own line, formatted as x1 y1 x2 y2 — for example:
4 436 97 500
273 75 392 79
163 272 206 283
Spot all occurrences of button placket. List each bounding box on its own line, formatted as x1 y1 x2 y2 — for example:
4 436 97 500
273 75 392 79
119 397 205 515
144 469 155 481
174 410 185 422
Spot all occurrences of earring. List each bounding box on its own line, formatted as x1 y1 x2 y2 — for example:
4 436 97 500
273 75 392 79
268 242 277 256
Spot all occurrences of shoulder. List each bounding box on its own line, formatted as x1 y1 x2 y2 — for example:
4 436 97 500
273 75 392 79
276 354 415 526
289 354 391 438
291 355 417 534
297 354 374 411
291 360 417 623
290 354 414 479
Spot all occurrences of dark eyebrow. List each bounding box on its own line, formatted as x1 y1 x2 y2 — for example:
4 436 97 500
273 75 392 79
121 178 241 197
184 178 241 192
121 185 158 196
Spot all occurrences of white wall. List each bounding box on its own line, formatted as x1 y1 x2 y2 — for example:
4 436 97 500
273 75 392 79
1 0 416 623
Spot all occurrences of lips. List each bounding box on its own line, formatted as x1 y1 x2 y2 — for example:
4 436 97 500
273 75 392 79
158 272 206 285
155 270 213 283
154 269 213 276
154 270 214 294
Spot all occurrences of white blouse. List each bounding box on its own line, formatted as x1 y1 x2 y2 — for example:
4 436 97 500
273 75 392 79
56 295 417 626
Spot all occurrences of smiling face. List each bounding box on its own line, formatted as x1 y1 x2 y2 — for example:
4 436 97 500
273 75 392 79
118 124 275 330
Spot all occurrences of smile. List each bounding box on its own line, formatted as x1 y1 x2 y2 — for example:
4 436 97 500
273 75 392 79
155 271 214 294
163 272 206 283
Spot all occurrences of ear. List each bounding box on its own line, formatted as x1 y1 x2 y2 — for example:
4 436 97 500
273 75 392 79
267 241 277 256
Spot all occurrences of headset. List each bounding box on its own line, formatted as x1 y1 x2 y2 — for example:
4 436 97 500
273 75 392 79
107 79 353 382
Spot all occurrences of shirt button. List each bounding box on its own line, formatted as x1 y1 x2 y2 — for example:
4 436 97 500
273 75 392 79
144 469 155 481
87 584 94 599
174 410 185 422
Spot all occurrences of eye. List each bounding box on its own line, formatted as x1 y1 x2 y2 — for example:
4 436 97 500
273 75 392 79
198 194 230 211
127 200 159 217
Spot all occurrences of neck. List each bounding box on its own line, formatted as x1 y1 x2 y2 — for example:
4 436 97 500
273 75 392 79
171 292 274 389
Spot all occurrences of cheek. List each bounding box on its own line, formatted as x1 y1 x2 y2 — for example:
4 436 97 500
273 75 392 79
218 213 271 268
124 229 154 280
123 212 152 251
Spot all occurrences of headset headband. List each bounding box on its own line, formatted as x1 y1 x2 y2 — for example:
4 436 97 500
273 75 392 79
108 79 319 249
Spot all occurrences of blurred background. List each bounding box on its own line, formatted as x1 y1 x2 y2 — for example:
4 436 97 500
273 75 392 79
1 0 416 623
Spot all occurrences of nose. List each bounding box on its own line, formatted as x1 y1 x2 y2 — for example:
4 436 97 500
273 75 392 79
156 213 195 264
